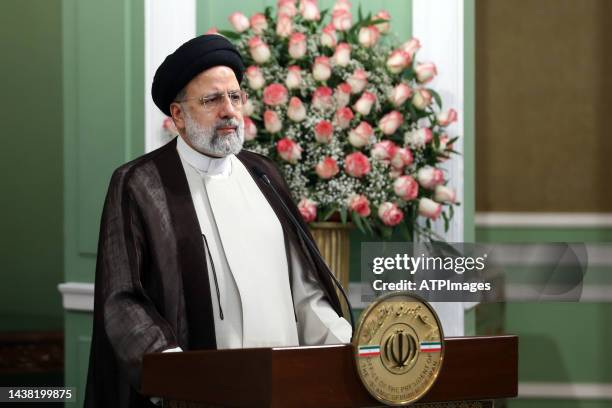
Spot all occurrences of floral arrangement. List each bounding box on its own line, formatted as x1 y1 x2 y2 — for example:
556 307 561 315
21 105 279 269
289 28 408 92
205 0 459 240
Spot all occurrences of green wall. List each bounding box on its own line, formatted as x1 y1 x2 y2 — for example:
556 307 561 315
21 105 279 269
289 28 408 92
463 0 476 243
196 0 412 40
65 311 93 405
474 2 612 405
0 0 64 331
63 0 145 284
62 0 144 404
477 226 612 407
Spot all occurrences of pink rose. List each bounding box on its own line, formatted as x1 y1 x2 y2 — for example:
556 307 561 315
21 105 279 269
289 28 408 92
331 8 352 31
288 32 307 58
377 202 404 226
321 23 337 48
276 13 293 37
412 88 433 110
400 38 421 58
417 166 445 189
334 82 352 107
205 27 218 34
347 194 371 217
405 127 433 148
162 117 178 136
344 152 371 177
277 0 297 17
434 185 456 203
379 111 404 135
334 107 354 129
313 56 332 81
389 83 412 107
229 12 250 32
332 42 351 66
415 62 437 84
315 156 339 179
245 65 265 90
287 97 306 122
374 10 391 33
263 83 288 106
386 49 411 74
311 86 334 110
358 26 380 48
347 69 368 94
353 91 376 115
314 120 334 143
243 117 257 141
248 36 271 63
371 140 397 163
393 175 419 201
437 109 458 127
285 65 302 89
332 0 352 12
298 198 317 222
390 147 414 169
242 99 255 116
277 137 302 163
300 0 320 21
264 110 282 133
250 13 268 34
348 121 373 147
418 197 441 220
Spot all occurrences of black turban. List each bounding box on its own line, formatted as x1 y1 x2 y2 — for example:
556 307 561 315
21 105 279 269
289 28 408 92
152 34 245 116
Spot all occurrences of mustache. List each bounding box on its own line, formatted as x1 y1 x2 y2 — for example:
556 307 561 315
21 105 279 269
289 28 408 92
214 119 241 130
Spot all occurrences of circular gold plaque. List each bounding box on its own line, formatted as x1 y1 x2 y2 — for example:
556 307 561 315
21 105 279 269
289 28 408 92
352 292 445 406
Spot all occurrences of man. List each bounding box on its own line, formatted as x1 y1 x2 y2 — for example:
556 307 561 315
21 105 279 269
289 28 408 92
84 34 352 408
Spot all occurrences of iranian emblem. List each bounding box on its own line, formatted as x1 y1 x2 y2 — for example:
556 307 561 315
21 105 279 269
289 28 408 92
353 292 445 406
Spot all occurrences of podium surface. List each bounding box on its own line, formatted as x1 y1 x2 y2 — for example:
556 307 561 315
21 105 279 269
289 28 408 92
142 335 517 407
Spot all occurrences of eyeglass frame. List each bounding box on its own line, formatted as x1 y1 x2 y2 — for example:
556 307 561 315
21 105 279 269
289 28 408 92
174 89 248 112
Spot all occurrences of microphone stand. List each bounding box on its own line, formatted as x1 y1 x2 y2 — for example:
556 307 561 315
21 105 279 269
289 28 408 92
255 170 356 340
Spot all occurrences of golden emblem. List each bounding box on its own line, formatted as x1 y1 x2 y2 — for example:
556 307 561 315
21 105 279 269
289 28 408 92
353 292 445 406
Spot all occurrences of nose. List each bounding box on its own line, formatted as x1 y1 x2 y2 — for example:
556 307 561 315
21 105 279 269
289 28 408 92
217 93 240 119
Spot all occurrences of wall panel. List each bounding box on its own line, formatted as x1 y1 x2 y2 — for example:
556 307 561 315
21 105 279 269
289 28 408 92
63 0 145 282
476 0 612 212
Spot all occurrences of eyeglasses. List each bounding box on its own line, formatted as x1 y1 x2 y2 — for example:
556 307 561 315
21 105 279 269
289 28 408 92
176 89 248 111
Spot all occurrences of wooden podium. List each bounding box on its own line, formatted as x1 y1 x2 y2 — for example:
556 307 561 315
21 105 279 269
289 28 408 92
142 335 517 408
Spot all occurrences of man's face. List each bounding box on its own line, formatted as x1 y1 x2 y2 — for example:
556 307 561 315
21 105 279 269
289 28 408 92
170 66 245 157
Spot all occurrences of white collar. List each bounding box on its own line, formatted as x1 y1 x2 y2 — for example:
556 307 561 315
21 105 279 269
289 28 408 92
176 136 232 177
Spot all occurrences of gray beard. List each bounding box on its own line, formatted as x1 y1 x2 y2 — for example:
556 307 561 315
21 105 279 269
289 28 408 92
183 110 244 157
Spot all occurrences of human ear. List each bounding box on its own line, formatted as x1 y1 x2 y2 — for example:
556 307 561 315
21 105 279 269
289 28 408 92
170 102 186 133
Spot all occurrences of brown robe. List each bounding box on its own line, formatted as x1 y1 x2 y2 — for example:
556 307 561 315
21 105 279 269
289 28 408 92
84 138 342 408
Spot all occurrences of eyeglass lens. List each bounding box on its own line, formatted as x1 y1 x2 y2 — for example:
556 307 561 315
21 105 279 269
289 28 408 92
202 91 246 109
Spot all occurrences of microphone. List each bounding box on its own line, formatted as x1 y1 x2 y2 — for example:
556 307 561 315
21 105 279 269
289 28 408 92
254 168 356 339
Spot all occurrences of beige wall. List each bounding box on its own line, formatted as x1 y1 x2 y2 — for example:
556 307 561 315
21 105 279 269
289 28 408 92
476 0 612 212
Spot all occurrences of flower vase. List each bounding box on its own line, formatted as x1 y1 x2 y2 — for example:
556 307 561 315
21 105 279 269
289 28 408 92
309 222 353 294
